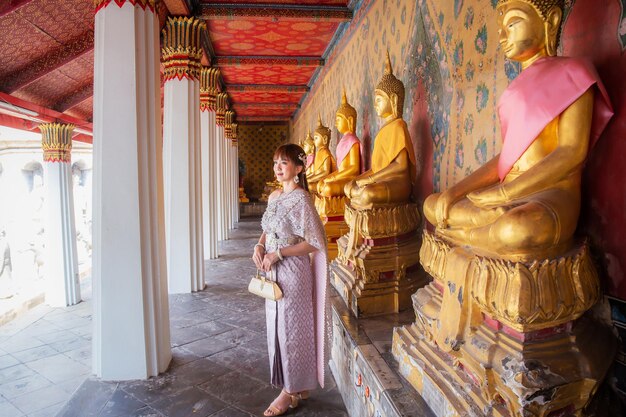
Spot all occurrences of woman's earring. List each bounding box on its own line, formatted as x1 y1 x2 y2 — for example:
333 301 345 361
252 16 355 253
294 175 300 184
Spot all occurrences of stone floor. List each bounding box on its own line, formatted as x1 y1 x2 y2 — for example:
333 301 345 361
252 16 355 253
0 217 348 417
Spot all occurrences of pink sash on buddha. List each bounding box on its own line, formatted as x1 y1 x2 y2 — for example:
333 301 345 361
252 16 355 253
306 154 314 169
497 56 613 181
335 132 361 170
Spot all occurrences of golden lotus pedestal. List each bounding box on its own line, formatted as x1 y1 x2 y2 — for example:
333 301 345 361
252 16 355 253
330 202 427 317
315 195 350 260
392 231 616 417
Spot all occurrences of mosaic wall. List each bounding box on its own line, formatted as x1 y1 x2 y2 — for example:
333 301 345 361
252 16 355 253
238 123 289 200
294 0 626 301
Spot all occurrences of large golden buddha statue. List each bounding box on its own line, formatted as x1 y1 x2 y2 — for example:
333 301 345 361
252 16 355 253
330 51 424 317
344 53 416 209
393 1 615 416
307 115 336 194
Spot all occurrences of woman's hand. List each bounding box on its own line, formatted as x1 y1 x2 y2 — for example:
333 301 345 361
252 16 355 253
261 252 280 272
252 245 265 269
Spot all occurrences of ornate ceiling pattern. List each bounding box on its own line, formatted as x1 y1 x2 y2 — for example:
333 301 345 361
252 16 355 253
201 0 351 120
0 0 352 139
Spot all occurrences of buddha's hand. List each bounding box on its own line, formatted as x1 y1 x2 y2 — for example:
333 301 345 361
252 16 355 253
467 184 509 209
434 190 456 229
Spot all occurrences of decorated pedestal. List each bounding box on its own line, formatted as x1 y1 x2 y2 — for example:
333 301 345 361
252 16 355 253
330 202 427 317
315 195 349 260
392 231 616 417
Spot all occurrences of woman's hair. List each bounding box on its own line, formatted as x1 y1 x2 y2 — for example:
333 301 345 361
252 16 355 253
274 143 309 192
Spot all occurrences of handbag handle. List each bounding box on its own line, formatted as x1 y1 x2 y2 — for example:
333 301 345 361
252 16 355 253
256 269 273 285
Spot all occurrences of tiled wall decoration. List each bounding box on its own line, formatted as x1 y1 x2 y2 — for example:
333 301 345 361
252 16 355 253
238 124 289 200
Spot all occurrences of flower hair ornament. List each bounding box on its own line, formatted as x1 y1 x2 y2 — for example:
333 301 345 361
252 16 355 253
298 152 307 165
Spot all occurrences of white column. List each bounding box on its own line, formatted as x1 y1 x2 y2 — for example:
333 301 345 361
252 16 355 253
92 0 170 380
200 68 218 261
208 110 218 258
235 143 240 222
40 123 80 307
230 141 237 226
216 119 228 241
162 17 205 294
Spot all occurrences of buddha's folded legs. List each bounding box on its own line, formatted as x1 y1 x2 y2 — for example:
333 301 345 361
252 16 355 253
427 188 580 258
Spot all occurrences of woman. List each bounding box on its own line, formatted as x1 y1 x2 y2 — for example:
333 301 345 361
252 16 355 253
252 143 329 417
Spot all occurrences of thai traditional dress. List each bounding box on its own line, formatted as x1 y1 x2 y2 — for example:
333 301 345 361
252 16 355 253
261 188 329 392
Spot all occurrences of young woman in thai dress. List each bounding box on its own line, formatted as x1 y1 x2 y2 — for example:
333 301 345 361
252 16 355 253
251 143 329 417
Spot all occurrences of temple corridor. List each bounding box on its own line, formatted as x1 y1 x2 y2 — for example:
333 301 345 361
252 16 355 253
0 218 348 417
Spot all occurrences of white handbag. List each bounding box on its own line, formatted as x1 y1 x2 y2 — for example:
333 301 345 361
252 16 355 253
248 269 283 301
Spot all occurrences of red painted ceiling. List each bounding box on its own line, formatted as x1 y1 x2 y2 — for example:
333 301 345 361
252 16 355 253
0 0 351 136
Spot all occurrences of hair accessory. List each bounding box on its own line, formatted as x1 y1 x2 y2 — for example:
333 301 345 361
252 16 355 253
298 152 307 164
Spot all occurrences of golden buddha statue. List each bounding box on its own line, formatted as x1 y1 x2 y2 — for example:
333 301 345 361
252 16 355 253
344 51 416 209
307 115 337 194
317 90 361 198
301 129 315 179
393 1 615 416
330 51 424 317
315 90 361 259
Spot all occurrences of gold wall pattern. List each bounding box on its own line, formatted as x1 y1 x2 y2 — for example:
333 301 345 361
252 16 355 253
238 124 289 200
292 0 563 194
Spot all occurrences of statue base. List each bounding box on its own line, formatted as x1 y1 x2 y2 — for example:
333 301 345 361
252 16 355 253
316 195 350 260
330 203 428 317
392 231 616 417
329 289 435 417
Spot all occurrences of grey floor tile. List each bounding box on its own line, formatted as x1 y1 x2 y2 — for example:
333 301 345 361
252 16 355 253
47 335 90 354
32 329 77 345
10 345 59 363
24 402 64 417
0 372 53 399
181 336 236 358
0 353 19 370
98 387 149 417
0 363 36 382
56 379 117 417
0 399 25 416
10 384 69 414
25 354 89 383
0 335 46 354
61 345 92 367
56 374 90 395
151 387 226 417
208 406 253 417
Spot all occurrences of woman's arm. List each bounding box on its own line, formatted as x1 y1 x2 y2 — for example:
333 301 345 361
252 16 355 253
253 232 267 269
261 241 318 272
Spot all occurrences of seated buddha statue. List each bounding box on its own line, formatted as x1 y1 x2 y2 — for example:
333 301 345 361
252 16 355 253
344 52 416 210
423 0 613 260
301 129 315 179
317 90 361 198
307 115 337 193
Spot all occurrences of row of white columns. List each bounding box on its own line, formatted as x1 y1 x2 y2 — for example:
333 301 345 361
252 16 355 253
90 1 239 379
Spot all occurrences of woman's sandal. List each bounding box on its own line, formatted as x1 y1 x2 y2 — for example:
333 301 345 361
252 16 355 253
297 391 310 400
263 390 299 416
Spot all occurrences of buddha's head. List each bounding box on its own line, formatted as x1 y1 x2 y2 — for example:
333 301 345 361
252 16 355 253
335 89 357 134
301 129 315 155
374 50 405 120
497 0 564 62
314 114 331 148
